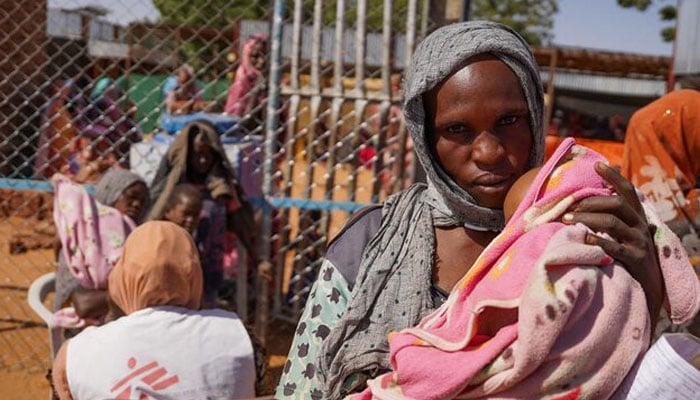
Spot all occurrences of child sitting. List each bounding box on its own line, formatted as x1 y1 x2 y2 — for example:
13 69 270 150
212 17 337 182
161 183 203 235
358 138 700 400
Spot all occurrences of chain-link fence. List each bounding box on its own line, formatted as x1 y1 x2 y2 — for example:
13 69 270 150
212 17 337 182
0 0 454 375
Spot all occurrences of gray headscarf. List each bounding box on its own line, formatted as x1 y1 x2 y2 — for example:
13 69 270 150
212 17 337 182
318 21 545 398
94 168 146 206
405 20 544 232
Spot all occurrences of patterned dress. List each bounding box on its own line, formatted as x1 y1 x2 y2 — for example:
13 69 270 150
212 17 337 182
276 260 351 399
276 207 448 398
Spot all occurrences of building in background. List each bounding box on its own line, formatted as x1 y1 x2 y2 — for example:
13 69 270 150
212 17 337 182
674 0 700 89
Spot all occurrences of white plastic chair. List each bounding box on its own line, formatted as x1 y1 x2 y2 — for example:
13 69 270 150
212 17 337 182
27 272 63 360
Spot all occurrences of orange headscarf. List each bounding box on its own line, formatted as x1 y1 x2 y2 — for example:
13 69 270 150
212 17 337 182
108 221 203 314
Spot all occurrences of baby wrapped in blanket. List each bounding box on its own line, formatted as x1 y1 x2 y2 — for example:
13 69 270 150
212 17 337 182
355 138 700 400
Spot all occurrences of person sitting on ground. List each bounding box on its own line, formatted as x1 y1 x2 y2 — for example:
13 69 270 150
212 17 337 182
69 143 115 184
85 77 142 166
53 168 149 329
51 221 259 400
161 183 203 235
356 138 700 399
163 63 215 116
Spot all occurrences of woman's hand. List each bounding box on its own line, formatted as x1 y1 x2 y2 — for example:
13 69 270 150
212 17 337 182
562 162 665 325
70 288 110 321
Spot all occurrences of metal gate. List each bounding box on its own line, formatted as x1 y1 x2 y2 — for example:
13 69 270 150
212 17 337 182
261 0 436 334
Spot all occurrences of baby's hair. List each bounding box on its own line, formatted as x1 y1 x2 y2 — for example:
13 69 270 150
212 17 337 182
165 183 203 212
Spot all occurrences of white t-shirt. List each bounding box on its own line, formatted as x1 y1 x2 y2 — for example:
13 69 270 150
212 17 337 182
67 306 256 400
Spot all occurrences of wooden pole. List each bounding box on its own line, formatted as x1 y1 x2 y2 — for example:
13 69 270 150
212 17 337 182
544 48 558 130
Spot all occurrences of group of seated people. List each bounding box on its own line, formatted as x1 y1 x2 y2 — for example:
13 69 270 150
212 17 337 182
47 118 261 399
35 32 269 187
27 34 275 399
35 76 142 182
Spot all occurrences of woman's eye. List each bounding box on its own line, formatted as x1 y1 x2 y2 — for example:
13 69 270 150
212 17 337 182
447 125 469 134
498 115 518 125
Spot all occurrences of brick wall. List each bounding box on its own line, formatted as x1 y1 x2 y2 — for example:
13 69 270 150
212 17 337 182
0 0 47 177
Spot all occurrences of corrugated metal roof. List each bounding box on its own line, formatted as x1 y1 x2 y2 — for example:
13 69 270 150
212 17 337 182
533 46 670 78
541 69 667 97
674 0 700 75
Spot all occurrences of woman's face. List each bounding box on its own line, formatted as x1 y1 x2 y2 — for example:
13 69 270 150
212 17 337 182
249 41 267 71
188 134 216 176
112 182 149 224
426 56 533 209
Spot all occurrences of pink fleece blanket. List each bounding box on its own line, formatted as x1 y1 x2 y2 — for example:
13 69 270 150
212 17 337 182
355 138 700 400
52 174 135 328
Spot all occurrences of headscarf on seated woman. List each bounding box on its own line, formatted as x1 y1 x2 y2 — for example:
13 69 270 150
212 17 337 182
52 221 261 400
108 221 202 314
148 120 239 220
53 172 139 291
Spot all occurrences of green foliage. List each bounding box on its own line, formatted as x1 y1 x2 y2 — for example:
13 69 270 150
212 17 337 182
617 0 677 43
469 0 559 46
153 0 267 29
617 0 652 11
659 5 677 21
152 0 268 76
287 0 418 33
281 0 558 45
661 26 675 42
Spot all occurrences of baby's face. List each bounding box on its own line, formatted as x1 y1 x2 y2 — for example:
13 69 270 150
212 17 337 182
164 195 202 234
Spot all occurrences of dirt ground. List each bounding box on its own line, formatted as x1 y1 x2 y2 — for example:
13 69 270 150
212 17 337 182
0 217 56 399
0 219 297 398
0 216 295 398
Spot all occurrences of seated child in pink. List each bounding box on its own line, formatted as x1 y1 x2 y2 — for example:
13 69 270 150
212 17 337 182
356 138 700 400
